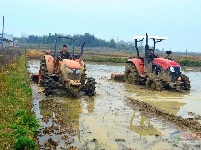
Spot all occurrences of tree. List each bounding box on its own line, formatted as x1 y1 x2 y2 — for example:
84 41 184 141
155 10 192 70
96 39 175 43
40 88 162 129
110 39 116 48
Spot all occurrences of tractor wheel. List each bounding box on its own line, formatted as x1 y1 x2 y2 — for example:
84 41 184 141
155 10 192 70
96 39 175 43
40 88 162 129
68 86 80 97
85 77 96 97
125 63 140 85
45 74 54 96
181 74 191 90
146 75 163 91
39 58 47 86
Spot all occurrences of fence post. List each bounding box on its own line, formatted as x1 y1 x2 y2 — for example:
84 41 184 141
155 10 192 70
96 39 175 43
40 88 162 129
25 46 27 55
2 16 4 51
186 49 188 58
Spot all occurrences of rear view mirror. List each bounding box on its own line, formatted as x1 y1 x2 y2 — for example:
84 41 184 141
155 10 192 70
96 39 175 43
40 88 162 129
166 51 172 55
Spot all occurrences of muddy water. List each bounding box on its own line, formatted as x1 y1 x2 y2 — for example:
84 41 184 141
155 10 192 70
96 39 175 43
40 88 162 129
124 67 201 119
27 60 201 150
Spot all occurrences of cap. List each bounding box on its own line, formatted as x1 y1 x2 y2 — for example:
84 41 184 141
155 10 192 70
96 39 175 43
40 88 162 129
149 49 154 51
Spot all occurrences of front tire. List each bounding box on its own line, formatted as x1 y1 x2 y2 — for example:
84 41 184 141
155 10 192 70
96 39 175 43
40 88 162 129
181 74 190 90
85 78 96 97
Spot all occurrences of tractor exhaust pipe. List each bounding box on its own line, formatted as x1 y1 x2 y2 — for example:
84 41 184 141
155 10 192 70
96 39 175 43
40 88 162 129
135 39 140 59
78 42 85 59
144 33 150 73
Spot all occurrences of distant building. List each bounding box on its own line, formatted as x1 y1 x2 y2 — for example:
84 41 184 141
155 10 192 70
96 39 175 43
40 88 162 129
0 33 14 48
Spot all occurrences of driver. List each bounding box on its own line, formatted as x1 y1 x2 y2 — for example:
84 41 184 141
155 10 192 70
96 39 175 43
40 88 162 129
148 49 158 63
149 49 158 58
57 45 70 60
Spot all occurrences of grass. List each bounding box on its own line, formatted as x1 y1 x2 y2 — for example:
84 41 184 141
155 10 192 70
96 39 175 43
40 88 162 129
0 56 39 150
178 59 201 66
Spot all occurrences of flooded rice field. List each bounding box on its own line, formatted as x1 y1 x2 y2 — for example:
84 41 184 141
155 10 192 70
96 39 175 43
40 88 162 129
27 59 201 150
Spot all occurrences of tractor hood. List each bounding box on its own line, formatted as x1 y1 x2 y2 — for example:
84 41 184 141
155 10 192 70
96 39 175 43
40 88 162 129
61 59 81 69
153 58 180 69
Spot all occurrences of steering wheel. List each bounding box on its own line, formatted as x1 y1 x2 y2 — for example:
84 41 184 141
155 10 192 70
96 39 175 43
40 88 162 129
57 56 63 61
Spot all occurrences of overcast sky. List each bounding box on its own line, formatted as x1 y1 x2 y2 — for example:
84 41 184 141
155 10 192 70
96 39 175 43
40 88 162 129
0 0 201 52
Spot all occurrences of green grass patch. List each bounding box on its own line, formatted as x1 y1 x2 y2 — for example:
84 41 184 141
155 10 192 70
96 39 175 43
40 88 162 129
84 56 201 66
0 56 39 150
83 56 128 63
178 59 201 66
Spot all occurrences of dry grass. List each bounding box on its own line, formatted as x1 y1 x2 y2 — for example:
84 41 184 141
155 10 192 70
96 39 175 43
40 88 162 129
26 49 46 59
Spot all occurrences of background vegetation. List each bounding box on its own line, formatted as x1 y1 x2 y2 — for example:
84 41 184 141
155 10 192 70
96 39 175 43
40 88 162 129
14 33 143 51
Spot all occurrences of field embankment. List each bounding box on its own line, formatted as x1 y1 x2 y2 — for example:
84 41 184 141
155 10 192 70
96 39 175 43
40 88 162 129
0 55 39 150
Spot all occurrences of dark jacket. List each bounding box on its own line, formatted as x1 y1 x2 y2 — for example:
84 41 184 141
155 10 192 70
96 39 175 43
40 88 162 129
57 51 70 59
148 53 158 63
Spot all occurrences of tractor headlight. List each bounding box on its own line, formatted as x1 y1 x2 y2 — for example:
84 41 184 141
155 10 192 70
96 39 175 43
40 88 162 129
69 69 81 74
170 66 175 72
180 67 182 73
76 69 81 74
69 69 76 74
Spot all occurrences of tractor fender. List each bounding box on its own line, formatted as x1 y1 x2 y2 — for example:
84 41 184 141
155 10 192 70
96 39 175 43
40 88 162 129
126 58 144 75
44 55 54 74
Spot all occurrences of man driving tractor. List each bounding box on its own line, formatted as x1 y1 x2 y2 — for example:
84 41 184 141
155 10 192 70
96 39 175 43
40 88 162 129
57 45 70 60
149 49 158 58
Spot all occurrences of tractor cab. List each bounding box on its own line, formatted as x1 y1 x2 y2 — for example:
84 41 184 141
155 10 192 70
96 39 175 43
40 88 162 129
133 34 169 75
54 37 85 73
133 35 167 59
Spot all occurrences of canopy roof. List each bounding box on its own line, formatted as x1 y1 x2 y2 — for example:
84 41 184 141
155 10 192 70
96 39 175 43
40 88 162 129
133 35 167 40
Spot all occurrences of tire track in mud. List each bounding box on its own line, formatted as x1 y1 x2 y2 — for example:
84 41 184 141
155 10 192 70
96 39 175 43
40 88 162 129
128 98 201 133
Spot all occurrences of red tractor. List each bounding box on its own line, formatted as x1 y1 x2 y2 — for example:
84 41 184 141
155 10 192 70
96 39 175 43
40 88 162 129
123 33 190 91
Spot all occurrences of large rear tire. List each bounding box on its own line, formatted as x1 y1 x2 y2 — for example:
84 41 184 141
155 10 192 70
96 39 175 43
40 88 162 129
181 74 190 90
38 58 47 86
124 63 140 85
45 74 54 96
39 58 54 96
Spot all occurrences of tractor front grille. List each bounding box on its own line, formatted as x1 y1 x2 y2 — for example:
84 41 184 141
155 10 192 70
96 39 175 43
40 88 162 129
67 73 81 80
170 72 181 78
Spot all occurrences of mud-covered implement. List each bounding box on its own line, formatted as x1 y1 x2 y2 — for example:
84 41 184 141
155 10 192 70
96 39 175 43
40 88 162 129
35 36 96 97
112 33 190 92
111 73 125 82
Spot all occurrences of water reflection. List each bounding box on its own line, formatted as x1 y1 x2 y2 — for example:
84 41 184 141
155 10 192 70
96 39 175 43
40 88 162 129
130 111 161 137
85 97 95 114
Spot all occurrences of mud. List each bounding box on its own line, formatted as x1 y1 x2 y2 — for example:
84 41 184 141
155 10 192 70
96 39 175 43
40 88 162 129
27 59 201 150
129 99 201 132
